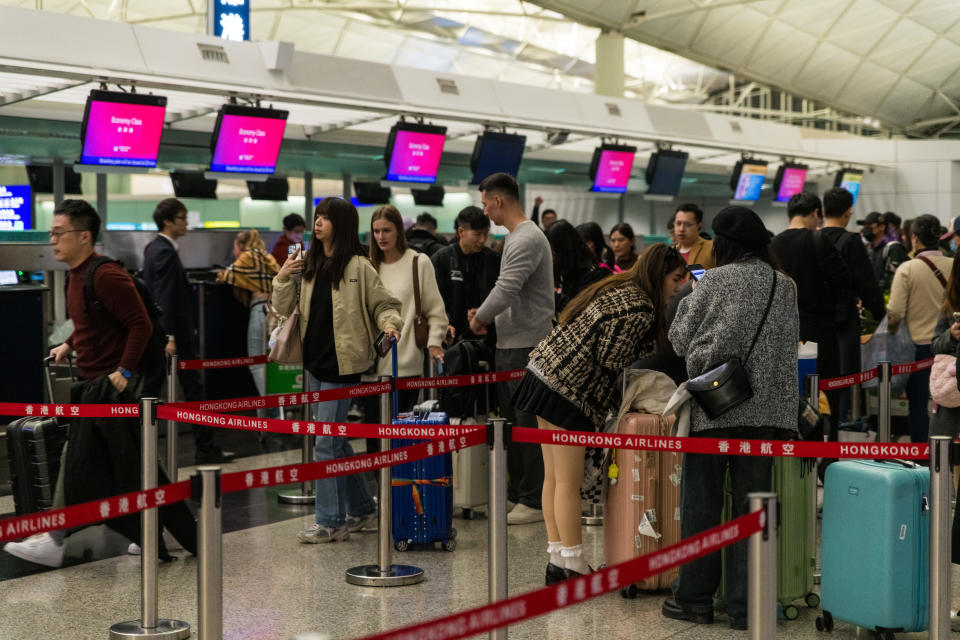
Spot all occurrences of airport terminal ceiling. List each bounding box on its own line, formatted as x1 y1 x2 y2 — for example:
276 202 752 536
7 0 960 139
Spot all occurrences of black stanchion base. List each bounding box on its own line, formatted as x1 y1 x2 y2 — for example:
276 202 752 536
345 564 424 587
108 619 190 639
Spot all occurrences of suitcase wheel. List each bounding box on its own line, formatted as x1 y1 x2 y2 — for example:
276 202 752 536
815 610 833 632
620 585 640 599
873 632 894 640
805 592 820 608
395 539 410 552
443 538 457 552
783 604 799 621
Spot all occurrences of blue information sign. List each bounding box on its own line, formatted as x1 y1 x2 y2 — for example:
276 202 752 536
211 0 250 41
0 185 31 230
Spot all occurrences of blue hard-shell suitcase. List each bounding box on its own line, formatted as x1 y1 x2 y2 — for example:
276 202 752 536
391 411 457 551
818 460 929 634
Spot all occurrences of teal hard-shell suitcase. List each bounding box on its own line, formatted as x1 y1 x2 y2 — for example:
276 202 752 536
818 460 929 634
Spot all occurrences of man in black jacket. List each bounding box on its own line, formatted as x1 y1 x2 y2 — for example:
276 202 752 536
406 212 447 257
431 205 500 346
820 188 886 428
142 198 234 464
771 192 851 422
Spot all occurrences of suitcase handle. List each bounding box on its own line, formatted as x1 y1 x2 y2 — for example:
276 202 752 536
43 355 75 404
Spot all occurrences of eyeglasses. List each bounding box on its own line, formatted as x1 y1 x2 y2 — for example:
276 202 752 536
174 214 188 221
48 229 83 241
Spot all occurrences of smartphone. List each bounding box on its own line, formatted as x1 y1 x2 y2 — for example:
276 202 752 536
953 312 960 325
288 243 302 259
374 332 394 358
687 264 706 281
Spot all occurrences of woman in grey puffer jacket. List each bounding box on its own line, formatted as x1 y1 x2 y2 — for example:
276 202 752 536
662 206 799 631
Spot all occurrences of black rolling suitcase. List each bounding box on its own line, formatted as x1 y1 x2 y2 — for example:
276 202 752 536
6 357 72 515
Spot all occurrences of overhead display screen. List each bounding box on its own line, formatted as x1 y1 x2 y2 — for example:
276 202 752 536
471 132 526 184
645 149 689 197
836 168 864 204
731 160 768 202
0 185 31 230
79 90 167 169
590 144 637 193
209 105 289 175
774 163 808 203
384 122 447 184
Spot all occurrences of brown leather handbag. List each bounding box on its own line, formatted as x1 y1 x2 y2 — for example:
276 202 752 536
412 255 429 349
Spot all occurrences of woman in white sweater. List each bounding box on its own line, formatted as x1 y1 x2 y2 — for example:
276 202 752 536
370 205 448 394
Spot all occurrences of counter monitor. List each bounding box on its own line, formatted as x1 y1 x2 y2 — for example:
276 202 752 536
209 104 289 176
78 90 167 170
590 144 637 193
384 122 447 184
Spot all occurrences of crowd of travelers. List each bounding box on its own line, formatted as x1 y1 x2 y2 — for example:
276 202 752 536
7 172 960 631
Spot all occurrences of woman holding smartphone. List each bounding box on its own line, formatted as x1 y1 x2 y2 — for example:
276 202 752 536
273 198 403 544
513 244 687 583
369 205 448 409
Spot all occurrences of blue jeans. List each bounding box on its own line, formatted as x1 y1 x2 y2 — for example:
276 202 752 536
308 374 376 528
905 343 933 443
248 301 278 418
672 427 778 621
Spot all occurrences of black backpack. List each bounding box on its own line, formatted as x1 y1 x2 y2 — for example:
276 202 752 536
440 339 495 419
83 256 166 378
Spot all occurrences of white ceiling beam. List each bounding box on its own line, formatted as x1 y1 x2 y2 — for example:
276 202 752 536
622 0 771 28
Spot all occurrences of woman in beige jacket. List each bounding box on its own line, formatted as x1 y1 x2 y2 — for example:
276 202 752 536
273 197 402 544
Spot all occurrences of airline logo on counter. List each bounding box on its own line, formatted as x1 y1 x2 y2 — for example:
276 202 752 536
212 0 250 41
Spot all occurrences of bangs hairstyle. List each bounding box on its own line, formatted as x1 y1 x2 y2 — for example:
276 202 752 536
369 205 408 270
303 197 365 289
559 243 686 346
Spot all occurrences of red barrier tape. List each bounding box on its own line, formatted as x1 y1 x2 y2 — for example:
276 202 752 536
513 426 930 460
158 404 482 440
0 481 191 543
818 368 878 391
167 382 392 413
396 369 524 391
0 430 487 543
817 358 935 391
177 355 268 370
0 402 139 418
893 358 934 376
355 510 763 640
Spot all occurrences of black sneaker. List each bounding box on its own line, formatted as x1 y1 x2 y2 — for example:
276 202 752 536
545 562 565 586
729 618 747 630
661 597 714 624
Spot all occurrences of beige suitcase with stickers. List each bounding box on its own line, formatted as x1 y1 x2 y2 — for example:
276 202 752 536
602 411 682 596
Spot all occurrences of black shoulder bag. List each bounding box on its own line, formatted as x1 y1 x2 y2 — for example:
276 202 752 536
686 269 777 419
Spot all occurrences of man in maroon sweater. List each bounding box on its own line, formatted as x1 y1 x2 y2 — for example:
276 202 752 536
4 199 152 567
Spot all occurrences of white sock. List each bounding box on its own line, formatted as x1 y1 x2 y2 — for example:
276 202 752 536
561 544 589 574
547 541 562 566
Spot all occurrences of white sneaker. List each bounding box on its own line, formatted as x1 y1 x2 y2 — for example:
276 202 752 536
507 501 517 513
4 533 65 567
127 543 141 555
297 523 350 543
507 504 544 525
345 512 378 533
951 611 960 632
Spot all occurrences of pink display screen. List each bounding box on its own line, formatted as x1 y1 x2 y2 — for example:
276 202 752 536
80 100 166 168
210 114 287 174
386 129 446 183
776 166 808 202
592 149 635 193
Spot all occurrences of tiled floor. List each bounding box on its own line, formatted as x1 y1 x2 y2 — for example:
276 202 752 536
0 440 957 639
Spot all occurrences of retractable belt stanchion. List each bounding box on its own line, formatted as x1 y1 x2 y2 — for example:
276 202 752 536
805 374 821 586
488 417 508 640
279 373 316 505
166 355 179 482
110 398 190 640
877 361 892 442
747 492 777 640
929 435 952 640
427 357 439 403
193 466 223 640
582 503 602 526
851 382 862 421
345 375 424 586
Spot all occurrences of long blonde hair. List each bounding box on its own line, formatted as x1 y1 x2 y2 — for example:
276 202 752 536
236 228 266 252
559 243 686 346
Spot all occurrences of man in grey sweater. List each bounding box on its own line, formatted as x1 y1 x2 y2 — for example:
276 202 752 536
469 172 555 524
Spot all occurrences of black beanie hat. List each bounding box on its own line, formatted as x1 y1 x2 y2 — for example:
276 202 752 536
711 206 770 247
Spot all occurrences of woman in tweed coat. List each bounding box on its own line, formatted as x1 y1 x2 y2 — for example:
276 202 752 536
513 243 688 583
